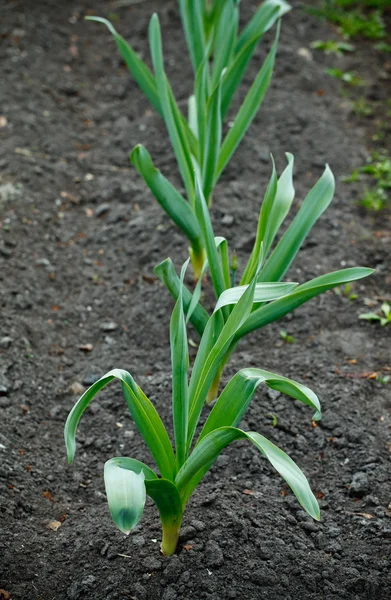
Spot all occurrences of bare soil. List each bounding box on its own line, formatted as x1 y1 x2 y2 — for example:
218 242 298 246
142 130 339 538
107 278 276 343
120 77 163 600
0 1 390 599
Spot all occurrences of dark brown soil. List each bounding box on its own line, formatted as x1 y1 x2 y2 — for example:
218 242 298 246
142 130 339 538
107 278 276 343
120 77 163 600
0 1 390 599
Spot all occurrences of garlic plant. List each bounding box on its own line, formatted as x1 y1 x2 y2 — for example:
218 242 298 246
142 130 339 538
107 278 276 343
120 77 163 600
65 262 322 556
87 0 291 276
154 158 373 400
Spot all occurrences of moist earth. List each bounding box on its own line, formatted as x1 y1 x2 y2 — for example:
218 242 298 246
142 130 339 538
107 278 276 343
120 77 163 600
0 1 390 599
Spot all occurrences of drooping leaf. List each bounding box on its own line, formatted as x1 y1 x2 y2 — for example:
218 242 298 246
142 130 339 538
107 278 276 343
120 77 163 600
176 426 320 520
130 145 202 251
199 368 321 443
64 369 175 479
85 17 161 115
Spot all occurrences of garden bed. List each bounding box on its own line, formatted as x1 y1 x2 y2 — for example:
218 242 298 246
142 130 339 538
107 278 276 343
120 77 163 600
0 1 390 599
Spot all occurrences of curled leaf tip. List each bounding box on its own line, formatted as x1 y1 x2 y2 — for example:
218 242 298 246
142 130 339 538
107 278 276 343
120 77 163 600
104 461 146 535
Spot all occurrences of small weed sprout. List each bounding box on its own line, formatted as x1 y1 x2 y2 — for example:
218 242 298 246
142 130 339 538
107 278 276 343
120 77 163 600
311 39 355 55
360 302 391 326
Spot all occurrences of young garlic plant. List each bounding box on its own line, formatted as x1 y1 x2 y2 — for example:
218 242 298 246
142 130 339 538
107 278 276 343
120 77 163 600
87 0 291 276
154 159 373 400
65 261 322 556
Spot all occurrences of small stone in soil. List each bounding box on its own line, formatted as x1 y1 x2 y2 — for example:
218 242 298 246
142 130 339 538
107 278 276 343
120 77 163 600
70 381 85 395
179 525 196 543
100 321 118 332
204 540 224 567
95 203 111 217
222 214 234 227
0 337 13 348
82 373 101 386
142 556 162 571
0 397 11 408
0 375 11 395
0 245 12 257
349 472 370 498
15 294 32 310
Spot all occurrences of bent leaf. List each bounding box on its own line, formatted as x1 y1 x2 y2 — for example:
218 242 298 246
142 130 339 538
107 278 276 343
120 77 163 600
130 145 202 249
176 426 320 520
64 369 175 480
199 367 321 443
85 17 161 115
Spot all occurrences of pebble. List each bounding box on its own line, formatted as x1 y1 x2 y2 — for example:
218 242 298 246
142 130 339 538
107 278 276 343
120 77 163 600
49 405 63 418
179 525 196 543
204 540 224 567
15 293 32 310
0 245 12 258
0 397 11 408
0 375 11 395
191 519 206 532
100 321 118 332
251 566 278 586
349 472 369 498
82 373 101 386
0 337 13 348
164 556 182 583
222 214 234 227
95 203 111 217
69 381 85 395
142 556 162 571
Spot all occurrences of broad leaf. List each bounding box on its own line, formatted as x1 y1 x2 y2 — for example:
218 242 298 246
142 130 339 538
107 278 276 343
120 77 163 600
236 268 374 339
104 458 148 534
214 281 298 312
199 367 321 443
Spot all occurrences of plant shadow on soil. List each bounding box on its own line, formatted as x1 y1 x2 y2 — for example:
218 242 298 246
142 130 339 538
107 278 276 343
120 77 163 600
0 1 390 599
